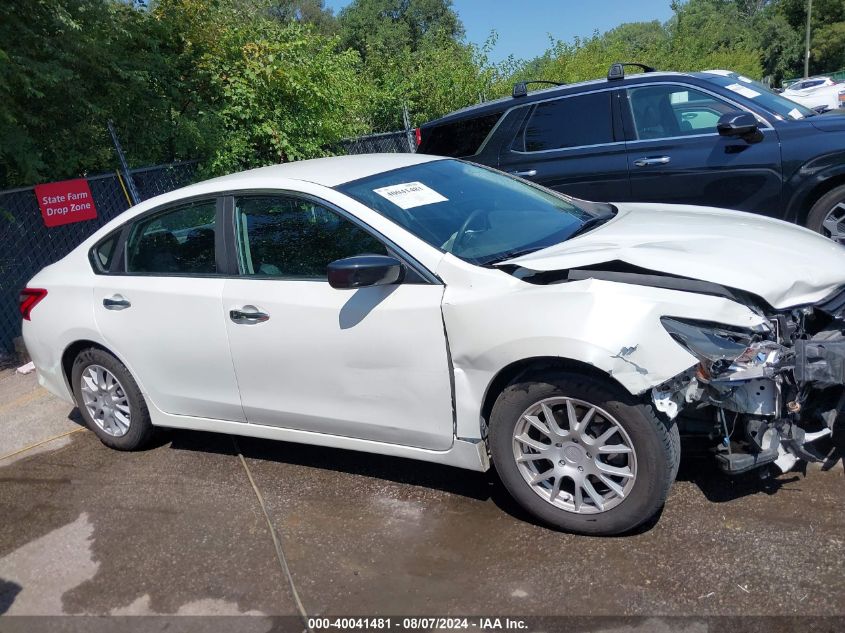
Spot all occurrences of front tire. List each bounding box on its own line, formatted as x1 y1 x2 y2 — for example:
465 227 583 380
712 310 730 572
806 184 845 245
489 371 675 535
71 348 153 451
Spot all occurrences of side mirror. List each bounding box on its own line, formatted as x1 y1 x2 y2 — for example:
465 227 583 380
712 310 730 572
717 112 762 143
327 255 405 289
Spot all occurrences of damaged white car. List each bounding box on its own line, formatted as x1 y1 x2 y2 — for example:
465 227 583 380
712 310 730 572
21 154 845 535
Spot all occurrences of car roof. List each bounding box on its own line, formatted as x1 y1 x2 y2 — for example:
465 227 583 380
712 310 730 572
193 152 443 190
89 153 445 237
421 70 697 128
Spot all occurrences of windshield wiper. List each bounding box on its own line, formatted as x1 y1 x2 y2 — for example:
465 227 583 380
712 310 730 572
566 214 614 240
481 246 546 267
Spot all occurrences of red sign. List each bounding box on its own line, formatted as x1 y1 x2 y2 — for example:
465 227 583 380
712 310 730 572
34 178 98 227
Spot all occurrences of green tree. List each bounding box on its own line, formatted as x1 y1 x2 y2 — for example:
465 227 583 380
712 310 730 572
0 0 167 187
338 0 464 60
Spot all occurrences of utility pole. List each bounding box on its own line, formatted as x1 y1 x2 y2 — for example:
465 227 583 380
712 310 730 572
804 0 813 78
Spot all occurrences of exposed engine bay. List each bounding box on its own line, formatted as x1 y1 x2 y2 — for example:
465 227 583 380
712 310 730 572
652 288 845 475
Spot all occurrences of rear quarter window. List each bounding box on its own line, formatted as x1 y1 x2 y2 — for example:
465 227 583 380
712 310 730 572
419 112 502 157
90 231 121 273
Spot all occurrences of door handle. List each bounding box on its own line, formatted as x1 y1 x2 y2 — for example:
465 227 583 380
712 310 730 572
633 156 671 167
229 306 270 324
510 169 537 177
103 295 131 310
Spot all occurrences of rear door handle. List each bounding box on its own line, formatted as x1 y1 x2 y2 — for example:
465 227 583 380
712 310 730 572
229 305 270 324
103 295 131 310
510 169 537 177
633 156 671 167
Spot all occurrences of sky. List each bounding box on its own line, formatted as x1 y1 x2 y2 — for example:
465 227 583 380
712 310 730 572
323 0 676 62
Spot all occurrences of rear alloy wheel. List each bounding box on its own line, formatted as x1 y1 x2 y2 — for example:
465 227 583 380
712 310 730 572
71 347 153 451
807 185 845 245
80 365 131 437
490 372 675 535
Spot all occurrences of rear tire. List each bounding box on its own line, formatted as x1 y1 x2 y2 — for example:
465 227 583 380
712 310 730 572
489 371 675 535
806 184 845 245
71 348 153 451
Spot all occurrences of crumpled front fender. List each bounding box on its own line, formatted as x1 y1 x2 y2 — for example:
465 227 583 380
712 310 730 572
437 256 766 440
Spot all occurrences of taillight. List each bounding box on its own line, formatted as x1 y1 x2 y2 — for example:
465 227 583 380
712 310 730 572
414 127 422 147
19 288 47 321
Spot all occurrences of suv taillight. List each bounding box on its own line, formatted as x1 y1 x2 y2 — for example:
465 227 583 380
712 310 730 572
414 127 422 147
19 288 47 320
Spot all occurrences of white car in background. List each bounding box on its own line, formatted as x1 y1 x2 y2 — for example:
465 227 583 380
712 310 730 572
782 76 845 112
20 154 845 535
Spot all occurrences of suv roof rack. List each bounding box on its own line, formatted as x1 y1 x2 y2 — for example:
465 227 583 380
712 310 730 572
512 80 565 98
607 62 657 81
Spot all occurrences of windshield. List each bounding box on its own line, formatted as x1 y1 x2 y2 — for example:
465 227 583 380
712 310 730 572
336 159 597 266
699 71 817 120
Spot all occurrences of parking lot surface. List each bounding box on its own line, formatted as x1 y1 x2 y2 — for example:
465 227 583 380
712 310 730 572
0 368 843 627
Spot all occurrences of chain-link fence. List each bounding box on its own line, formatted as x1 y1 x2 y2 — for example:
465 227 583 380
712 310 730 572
335 129 416 154
0 161 199 359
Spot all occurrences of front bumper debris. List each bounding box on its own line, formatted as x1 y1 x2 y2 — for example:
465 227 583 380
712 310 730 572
653 292 845 475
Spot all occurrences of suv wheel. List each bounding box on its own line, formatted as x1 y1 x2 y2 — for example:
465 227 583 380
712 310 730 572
489 371 675 535
807 184 845 245
71 348 153 451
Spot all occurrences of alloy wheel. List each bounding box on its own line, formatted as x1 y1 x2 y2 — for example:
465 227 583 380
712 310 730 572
821 202 845 244
80 364 131 437
512 397 637 514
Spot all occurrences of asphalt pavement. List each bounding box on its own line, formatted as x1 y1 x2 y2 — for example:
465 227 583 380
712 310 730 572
0 367 843 631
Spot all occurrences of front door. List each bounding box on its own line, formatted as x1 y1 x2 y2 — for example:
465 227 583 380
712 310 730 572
93 198 245 422
222 194 454 450
622 83 782 216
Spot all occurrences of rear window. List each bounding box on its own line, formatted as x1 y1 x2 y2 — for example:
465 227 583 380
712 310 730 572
419 112 502 157
513 92 614 152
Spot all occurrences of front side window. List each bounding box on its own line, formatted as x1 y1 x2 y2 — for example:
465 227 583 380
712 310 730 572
235 195 387 279
626 85 736 139
125 200 217 274
513 92 614 152
336 159 596 266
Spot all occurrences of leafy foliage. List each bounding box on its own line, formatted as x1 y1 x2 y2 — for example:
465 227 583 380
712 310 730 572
2 0 844 189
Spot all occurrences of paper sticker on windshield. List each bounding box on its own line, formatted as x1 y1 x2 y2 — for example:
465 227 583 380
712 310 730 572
788 108 805 120
373 182 448 209
725 83 761 99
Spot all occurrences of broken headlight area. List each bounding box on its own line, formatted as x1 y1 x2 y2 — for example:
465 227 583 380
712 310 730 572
653 311 845 476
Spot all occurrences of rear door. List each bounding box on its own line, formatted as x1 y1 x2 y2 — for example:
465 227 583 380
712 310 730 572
497 89 631 201
622 82 783 216
93 198 245 422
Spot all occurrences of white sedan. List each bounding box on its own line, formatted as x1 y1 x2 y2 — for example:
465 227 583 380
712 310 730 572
782 76 845 112
21 154 845 535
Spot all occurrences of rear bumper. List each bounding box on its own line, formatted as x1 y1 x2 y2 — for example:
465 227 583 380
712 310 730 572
21 322 74 404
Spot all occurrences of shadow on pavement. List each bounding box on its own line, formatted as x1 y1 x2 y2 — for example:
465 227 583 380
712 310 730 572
0 578 22 615
163 426 808 535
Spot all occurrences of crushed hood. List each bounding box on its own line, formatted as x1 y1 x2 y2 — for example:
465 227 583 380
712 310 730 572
500 203 845 309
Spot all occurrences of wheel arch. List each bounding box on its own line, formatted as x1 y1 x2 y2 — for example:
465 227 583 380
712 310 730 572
786 168 845 226
479 356 633 436
60 340 141 401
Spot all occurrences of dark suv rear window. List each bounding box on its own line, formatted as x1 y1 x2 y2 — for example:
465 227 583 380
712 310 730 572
513 92 614 152
419 112 502 157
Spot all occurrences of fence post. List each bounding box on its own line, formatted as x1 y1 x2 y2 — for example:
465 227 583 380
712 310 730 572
402 103 415 153
107 120 141 205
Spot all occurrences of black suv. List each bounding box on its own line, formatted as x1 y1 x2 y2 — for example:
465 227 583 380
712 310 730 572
417 63 845 244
